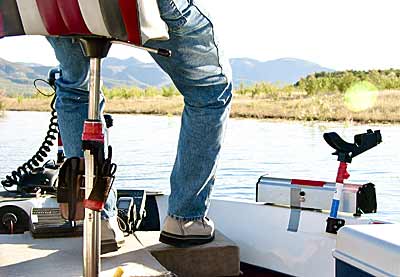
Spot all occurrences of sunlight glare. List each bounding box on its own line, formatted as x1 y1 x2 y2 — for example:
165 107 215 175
344 81 378 112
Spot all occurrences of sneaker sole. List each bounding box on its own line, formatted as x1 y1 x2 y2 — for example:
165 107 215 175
159 231 215 248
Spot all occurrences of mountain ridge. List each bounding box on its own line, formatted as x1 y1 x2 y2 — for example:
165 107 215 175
0 57 334 94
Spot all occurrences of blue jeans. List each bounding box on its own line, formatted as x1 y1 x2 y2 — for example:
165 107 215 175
47 0 232 221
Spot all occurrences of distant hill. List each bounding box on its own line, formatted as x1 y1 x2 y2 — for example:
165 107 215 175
231 57 333 85
0 58 53 94
0 57 333 95
101 57 171 88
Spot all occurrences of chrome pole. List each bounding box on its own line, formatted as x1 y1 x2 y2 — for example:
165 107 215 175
83 57 102 277
88 58 101 120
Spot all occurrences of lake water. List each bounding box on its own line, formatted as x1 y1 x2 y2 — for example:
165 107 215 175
1 111 399 222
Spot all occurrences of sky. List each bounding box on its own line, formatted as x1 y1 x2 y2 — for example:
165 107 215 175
1 0 400 70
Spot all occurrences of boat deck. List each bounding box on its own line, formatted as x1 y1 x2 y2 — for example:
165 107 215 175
0 232 170 276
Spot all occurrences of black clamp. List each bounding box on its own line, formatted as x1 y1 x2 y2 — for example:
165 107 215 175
326 217 346 234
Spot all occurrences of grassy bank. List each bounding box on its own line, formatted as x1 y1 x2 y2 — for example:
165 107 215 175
2 88 400 123
0 89 5 115
4 69 400 122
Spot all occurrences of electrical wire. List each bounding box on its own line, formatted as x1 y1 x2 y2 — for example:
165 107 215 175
117 216 128 233
9 221 14 235
1 79 58 192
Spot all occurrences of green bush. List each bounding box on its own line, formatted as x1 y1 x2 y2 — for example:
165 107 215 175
17 95 24 104
235 82 291 99
161 86 179 97
103 85 180 99
296 69 400 94
104 87 145 99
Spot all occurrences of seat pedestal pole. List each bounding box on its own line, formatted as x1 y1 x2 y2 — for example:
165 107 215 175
78 38 112 277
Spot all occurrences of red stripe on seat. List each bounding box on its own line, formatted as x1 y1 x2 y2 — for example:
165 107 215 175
291 179 326 187
56 0 90 34
118 0 141 45
36 0 68 35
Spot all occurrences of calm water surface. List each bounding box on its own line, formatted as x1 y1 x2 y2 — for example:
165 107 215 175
1 111 399 222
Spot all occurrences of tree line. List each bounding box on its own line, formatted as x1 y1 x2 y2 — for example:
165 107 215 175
295 69 400 95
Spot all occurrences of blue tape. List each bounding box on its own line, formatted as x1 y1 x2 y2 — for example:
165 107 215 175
330 199 340 218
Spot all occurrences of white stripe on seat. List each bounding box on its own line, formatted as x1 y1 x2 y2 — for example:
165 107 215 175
137 0 169 44
77 0 110 37
16 0 48 35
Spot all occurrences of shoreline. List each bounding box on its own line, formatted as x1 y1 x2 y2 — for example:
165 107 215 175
1 91 400 124
3 110 392 128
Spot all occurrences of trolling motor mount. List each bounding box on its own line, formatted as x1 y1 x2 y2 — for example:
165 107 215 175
324 129 382 234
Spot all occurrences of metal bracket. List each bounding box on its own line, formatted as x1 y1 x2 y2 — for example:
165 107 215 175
326 217 345 234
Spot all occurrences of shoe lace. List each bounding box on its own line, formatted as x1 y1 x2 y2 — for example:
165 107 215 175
201 217 209 228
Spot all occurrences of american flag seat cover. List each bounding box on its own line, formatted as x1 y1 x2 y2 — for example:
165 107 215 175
0 0 169 45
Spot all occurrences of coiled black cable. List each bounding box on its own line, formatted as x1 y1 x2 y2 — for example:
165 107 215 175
1 79 58 192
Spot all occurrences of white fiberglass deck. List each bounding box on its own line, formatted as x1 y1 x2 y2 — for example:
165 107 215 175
0 232 170 277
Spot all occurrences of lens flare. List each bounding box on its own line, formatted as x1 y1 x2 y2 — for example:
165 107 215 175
344 81 378 112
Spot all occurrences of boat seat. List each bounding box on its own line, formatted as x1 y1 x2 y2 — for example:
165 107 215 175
0 0 169 45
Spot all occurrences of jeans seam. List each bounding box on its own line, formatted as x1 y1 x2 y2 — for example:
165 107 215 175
161 0 188 30
168 213 204 221
191 4 228 85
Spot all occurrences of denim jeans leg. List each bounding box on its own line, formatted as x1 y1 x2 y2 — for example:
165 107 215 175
46 37 90 158
145 0 233 220
46 37 116 219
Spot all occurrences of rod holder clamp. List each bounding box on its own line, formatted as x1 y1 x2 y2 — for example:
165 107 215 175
326 217 345 234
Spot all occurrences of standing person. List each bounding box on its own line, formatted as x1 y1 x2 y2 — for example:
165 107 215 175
47 0 232 248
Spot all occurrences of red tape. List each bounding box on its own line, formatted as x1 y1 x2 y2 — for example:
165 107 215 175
291 179 325 187
84 199 104 211
82 121 104 142
336 162 350 183
58 135 63 146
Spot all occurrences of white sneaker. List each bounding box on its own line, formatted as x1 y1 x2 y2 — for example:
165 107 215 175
101 216 125 254
159 216 215 247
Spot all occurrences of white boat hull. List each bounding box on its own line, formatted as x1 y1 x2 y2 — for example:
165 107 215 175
0 193 374 276
156 195 370 277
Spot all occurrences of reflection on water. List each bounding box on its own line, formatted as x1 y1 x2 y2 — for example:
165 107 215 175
0 111 399 222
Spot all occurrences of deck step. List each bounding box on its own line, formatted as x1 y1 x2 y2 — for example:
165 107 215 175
135 230 240 277
0 233 171 276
